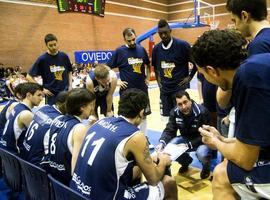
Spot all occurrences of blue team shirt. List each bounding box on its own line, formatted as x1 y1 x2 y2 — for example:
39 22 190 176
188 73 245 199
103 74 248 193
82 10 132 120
232 53 270 159
152 37 191 93
29 51 73 94
248 28 270 56
107 45 150 93
42 115 80 185
20 105 62 165
70 117 139 199
0 99 16 137
0 103 31 154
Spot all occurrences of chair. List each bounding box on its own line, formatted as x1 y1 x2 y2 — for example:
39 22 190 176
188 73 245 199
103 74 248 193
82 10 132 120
18 157 51 200
0 147 22 192
48 174 88 200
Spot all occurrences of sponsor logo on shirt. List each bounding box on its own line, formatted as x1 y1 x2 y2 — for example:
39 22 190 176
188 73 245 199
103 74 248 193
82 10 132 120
72 173 92 195
161 61 175 78
128 57 143 74
124 189 136 199
49 65 65 81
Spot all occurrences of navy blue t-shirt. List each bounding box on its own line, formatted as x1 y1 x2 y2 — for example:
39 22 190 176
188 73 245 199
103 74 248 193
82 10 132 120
232 53 270 159
152 37 190 93
248 28 270 56
20 105 62 165
197 73 217 112
107 44 150 93
29 51 73 94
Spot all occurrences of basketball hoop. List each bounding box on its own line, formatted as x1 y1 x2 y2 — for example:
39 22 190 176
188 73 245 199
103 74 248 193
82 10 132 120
209 20 220 30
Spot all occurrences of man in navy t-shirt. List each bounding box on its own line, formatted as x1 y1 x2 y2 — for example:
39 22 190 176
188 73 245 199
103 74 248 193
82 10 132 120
227 0 270 56
152 19 196 120
192 30 270 199
107 28 151 136
27 34 73 105
217 0 270 109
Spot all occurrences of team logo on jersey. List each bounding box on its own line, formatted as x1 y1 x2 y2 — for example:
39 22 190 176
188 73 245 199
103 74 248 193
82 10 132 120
72 173 92 195
128 57 143 74
49 65 65 81
161 61 175 78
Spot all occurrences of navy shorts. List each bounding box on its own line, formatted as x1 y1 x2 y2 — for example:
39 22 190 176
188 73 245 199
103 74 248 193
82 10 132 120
227 161 270 199
95 96 114 116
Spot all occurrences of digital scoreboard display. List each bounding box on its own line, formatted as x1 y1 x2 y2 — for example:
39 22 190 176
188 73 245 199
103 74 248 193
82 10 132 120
57 0 106 17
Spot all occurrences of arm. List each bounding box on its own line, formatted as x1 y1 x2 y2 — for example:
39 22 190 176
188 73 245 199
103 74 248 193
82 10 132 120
71 124 88 174
159 110 178 145
216 87 232 109
179 62 197 86
125 132 171 186
145 64 151 85
106 72 117 116
6 80 14 96
153 67 161 88
26 74 37 83
85 77 94 92
0 105 4 113
152 48 161 88
18 110 34 129
199 125 259 171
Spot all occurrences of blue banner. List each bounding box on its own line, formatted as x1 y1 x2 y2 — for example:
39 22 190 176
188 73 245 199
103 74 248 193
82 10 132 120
74 51 114 64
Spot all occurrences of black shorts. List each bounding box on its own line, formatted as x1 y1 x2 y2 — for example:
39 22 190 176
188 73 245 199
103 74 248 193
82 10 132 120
95 96 114 116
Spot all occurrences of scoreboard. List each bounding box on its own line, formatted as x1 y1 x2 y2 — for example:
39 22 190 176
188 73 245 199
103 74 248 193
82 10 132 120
56 0 106 16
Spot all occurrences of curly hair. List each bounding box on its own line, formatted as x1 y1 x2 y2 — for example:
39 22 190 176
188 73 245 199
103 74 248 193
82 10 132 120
226 0 267 21
118 88 148 118
191 30 247 70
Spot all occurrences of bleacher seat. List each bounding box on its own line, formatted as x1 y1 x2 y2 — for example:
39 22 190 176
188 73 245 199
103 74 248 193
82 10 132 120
48 174 88 200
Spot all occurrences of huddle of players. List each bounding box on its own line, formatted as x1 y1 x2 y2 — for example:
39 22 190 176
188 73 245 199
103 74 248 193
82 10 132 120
0 83 178 199
1 0 270 199
0 20 210 199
